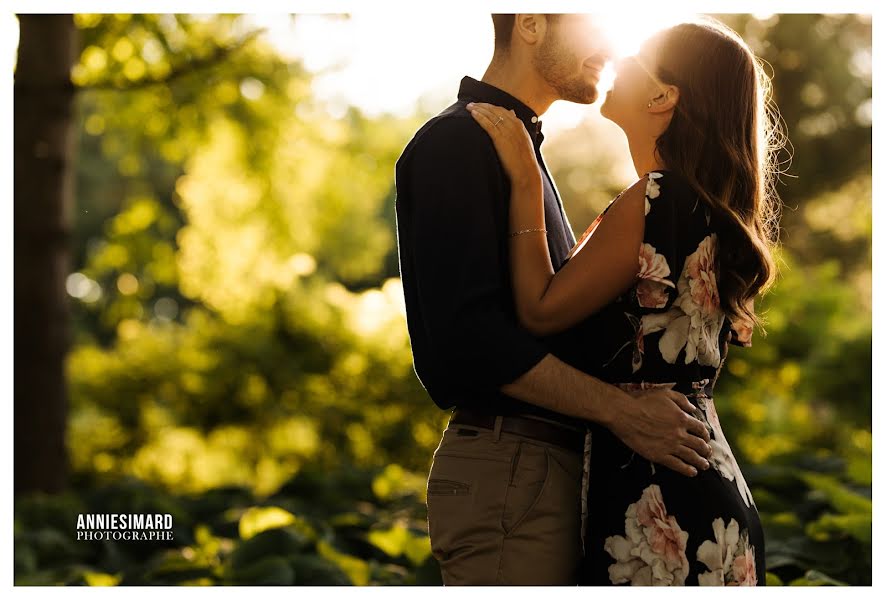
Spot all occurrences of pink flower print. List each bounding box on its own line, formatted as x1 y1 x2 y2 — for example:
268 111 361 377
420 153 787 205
637 243 675 308
697 518 757 586
731 547 757 586
644 234 726 368
636 486 689 568
604 483 690 585
731 316 753 346
636 280 671 309
684 234 720 317
638 243 672 281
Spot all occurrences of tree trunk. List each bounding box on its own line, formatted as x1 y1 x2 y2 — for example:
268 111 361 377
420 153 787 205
14 14 78 493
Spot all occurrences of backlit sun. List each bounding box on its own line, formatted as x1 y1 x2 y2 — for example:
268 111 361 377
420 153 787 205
590 12 703 93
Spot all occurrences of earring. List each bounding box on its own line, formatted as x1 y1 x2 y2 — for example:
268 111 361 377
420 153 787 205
647 101 653 108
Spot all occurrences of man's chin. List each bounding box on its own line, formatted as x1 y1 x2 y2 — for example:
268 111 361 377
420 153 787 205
550 79 599 105
567 88 599 105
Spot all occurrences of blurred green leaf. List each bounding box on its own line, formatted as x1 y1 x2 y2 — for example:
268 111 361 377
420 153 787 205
316 540 370 586
83 570 122 586
230 527 313 571
226 556 294 585
789 569 849 586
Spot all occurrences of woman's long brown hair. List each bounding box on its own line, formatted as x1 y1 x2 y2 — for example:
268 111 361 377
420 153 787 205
650 18 787 331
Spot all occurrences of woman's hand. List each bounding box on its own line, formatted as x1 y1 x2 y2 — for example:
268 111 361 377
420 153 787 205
466 102 542 189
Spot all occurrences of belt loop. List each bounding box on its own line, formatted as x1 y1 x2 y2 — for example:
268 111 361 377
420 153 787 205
493 415 503 442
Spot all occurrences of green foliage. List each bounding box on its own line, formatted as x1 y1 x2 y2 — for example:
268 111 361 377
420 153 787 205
15 471 443 586
19 12 871 586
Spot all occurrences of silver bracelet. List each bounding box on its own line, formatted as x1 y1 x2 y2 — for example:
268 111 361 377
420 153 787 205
510 228 547 237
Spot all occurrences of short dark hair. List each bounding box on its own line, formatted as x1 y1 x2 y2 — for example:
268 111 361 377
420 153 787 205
491 14 516 54
491 14 560 56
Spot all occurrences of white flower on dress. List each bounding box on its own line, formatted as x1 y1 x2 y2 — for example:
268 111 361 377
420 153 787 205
645 171 663 215
696 517 758 585
640 234 725 367
604 483 690 586
696 396 756 508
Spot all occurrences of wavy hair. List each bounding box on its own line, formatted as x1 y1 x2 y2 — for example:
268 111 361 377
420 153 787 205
649 18 788 331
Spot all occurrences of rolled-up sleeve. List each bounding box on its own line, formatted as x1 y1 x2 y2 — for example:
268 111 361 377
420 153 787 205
402 117 549 391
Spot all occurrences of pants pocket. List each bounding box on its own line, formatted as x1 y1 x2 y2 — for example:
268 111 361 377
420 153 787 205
424 432 516 584
428 478 471 496
501 441 550 536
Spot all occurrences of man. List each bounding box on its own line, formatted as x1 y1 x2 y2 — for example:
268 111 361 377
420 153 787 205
394 14 714 585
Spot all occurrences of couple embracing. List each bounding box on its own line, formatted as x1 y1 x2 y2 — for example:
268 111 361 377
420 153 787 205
395 13 781 586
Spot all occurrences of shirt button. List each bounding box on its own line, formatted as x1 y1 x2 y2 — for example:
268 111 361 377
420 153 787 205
531 116 538 123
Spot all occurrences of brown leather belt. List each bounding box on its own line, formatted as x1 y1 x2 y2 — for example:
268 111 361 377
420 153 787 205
449 408 586 454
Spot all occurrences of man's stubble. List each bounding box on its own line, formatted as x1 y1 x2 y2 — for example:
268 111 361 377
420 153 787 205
533 27 599 105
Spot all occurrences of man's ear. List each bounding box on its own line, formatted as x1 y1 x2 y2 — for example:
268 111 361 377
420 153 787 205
649 84 679 114
514 14 543 46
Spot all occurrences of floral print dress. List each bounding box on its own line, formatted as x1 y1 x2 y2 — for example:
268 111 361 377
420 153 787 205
545 170 764 586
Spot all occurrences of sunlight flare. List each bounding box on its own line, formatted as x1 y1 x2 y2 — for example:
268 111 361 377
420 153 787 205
591 11 703 93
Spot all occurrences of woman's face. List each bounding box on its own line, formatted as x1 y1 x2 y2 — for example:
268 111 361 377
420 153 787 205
599 43 663 130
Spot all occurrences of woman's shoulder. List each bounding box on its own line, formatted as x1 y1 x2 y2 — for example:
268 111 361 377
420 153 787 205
643 169 697 200
643 169 711 222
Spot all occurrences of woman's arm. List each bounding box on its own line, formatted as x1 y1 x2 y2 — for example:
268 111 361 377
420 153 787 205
468 101 647 336
508 176 647 335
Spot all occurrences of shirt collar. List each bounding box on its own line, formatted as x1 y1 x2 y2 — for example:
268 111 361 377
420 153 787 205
457 75 544 145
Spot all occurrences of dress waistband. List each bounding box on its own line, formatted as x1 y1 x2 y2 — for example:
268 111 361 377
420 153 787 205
614 378 714 400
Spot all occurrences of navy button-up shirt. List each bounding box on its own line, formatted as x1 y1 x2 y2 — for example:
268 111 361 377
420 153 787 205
394 75 582 427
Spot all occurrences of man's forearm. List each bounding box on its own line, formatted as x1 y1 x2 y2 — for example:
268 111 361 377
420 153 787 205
500 353 630 428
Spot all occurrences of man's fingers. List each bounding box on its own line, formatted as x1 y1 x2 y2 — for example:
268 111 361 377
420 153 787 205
669 391 695 414
682 431 713 459
684 413 712 444
667 392 712 443
660 455 698 478
673 444 710 472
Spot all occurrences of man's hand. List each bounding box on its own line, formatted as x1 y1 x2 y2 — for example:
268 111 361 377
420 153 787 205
608 387 713 477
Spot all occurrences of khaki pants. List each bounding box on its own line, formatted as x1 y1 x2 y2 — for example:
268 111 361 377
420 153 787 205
425 415 585 585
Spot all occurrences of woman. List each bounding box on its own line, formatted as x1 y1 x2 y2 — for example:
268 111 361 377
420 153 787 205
466 18 783 586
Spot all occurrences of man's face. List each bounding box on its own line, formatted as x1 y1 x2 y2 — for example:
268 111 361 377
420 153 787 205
532 14 613 104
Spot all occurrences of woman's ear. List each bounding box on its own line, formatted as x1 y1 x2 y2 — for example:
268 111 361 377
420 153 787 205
649 85 679 114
